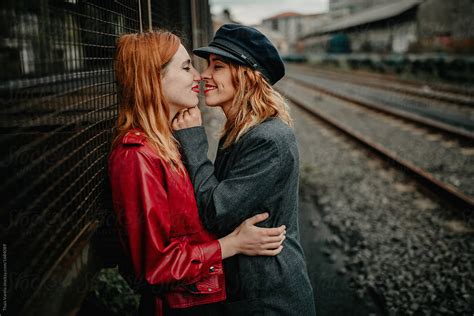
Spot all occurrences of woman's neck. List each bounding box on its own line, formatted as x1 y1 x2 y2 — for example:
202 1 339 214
169 105 179 124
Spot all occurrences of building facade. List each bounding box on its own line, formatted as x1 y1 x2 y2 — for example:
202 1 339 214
262 12 329 54
302 0 474 55
416 0 474 53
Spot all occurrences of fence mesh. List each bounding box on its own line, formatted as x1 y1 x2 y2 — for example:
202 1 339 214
0 0 210 313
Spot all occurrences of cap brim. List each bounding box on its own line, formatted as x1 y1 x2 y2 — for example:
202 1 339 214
193 46 246 65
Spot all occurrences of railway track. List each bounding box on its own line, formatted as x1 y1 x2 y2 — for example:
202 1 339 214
288 64 474 106
276 78 474 213
285 71 474 142
290 95 474 316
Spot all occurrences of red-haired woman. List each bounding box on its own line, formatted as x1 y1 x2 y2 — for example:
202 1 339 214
173 24 316 315
109 31 286 316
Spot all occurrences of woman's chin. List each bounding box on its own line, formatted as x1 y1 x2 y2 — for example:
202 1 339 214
184 100 199 108
203 98 219 107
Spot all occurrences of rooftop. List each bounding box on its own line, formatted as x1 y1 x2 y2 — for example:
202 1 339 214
263 12 303 20
303 0 421 38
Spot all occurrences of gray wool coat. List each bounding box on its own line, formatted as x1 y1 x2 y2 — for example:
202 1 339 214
175 118 316 315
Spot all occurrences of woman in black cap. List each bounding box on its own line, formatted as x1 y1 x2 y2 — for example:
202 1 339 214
173 24 316 315
110 30 288 316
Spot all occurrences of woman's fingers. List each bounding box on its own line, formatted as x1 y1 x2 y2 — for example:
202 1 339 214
245 212 269 225
262 241 285 250
263 233 286 244
259 245 283 256
182 109 191 120
172 118 179 130
188 106 201 118
172 109 194 130
261 234 286 249
262 225 286 236
172 107 202 129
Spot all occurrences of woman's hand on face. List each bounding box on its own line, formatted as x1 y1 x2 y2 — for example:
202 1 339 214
172 107 202 130
230 212 286 257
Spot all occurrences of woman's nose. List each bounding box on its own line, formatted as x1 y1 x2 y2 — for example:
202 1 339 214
200 66 211 79
192 68 201 81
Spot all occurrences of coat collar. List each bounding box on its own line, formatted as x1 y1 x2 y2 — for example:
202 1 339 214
122 129 146 145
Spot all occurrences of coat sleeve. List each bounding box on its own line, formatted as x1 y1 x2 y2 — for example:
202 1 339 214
175 127 282 236
109 148 222 290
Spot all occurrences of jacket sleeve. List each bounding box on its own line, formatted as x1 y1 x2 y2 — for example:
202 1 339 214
175 127 282 236
110 148 222 290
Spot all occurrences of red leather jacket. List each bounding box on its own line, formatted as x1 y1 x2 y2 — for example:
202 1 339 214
108 129 226 315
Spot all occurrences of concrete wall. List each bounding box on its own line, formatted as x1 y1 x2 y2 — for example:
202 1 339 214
418 0 474 40
349 20 417 53
416 0 474 53
262 14 330 54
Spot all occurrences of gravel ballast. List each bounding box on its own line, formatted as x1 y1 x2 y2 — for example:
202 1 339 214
290 102 474 315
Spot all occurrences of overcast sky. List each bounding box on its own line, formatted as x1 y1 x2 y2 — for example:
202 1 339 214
209 0 329 25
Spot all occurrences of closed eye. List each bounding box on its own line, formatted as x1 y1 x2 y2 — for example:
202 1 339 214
214 62 225 69
182 59 192 71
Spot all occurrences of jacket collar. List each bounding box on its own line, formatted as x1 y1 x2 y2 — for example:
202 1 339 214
122 129 146 145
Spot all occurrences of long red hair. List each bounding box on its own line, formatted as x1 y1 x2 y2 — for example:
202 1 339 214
113 30 184 172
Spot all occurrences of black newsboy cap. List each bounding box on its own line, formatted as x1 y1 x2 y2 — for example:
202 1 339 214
193 24 285 85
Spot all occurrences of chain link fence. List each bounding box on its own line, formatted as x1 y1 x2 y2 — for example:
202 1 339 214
0 0 211 314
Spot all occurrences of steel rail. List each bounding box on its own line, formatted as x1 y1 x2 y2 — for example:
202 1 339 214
278 88 474 213
290 65 474 99
286 75 474 143
289 68 474 107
